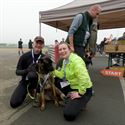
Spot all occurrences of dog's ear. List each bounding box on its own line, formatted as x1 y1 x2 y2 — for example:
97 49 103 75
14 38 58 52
37 56 54 74
45 56 53 64
40 56 53 64
38 56 48 61
38 57 44 63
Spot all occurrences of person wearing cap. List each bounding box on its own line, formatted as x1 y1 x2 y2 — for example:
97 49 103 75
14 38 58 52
10 36 45 108
67 4 102 61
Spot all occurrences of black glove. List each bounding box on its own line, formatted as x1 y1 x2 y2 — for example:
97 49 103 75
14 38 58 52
26 63 37 73
16 69 28 76
16 63 37 76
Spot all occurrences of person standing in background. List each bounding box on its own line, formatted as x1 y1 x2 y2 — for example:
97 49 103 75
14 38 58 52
118 32 125 41
18 38 24 56
28 39 33 50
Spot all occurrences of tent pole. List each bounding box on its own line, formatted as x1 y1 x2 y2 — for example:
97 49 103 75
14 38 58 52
39 22 41 36
39 13 41 36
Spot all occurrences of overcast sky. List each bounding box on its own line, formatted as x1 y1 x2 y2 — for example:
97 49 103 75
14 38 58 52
0 0 125 45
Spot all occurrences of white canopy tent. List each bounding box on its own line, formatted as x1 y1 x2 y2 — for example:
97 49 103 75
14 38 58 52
39 0 125 35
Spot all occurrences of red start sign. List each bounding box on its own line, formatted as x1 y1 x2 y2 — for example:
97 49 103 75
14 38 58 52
100 69 124 77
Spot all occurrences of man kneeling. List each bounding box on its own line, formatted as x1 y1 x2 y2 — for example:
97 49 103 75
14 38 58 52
10 36 45 108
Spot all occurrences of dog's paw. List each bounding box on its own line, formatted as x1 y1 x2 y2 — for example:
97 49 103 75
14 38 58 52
58 100 65 107
40 105 45 111
54 101 59 107
60 93 66 100
32 101 39 108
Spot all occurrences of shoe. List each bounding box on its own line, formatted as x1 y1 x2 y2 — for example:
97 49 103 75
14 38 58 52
32 93 40 107
32 100 39 107
82 105 87 111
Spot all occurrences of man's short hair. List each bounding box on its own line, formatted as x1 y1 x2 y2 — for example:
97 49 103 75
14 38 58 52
90 4 102 12
34 36 44 44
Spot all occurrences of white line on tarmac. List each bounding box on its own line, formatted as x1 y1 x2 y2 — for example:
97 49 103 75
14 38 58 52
0 104 32 125
119 77 125 102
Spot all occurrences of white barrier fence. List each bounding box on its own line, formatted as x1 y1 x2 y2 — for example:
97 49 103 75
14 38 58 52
48 46 55 63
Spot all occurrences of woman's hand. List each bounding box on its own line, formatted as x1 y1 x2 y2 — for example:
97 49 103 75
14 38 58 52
67 91 81 100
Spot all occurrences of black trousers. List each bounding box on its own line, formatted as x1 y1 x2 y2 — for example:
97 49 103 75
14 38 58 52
74 45 85 59
74 45 89 67
54 77 92 121
10 71 38 108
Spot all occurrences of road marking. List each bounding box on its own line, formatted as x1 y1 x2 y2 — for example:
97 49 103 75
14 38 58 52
119 77 125 102
0 104 32 125
100 69 124 77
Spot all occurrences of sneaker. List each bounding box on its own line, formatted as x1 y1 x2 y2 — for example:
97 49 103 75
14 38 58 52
82 105 88 111
32 100 39 107
32 93 40 107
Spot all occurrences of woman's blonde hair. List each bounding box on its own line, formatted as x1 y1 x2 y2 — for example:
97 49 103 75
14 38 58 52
59 41 71 49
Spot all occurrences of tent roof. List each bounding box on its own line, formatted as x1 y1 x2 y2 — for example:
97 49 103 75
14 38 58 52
49 0 109 10
39 0 125 31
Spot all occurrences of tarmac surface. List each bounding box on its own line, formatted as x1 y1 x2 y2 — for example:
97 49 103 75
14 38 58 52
0 48 31 125
0 48 125 125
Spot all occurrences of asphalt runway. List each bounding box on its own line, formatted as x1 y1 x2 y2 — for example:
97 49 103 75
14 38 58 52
0 48 125 125
0 48 29 93
0 48 30 125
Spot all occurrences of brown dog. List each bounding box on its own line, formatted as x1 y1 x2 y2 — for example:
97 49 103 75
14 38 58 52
35 56 65 111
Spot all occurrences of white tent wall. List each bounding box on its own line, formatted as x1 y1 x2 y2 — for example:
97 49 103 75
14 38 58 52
39 0 125 33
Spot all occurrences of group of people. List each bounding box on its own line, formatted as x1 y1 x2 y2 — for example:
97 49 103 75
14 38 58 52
97 32 125 56
10 4 102 121
18 38 33 56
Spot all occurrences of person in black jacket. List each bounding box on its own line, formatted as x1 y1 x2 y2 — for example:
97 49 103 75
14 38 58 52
68 4 102 59
28 39 33 50
10 36 45 108
18 38 24 56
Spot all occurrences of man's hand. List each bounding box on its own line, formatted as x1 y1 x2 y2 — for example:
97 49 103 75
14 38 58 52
27 63 36 73
70 45 74 52
69 35 74 52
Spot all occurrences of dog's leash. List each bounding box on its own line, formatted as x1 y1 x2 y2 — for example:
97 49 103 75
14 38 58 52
38 73 50 92
27 73 50 100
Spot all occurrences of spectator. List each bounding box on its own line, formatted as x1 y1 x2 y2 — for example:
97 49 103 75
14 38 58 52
28 39 33 50
118 32 125 40
18 38 24 56
99 37 107 55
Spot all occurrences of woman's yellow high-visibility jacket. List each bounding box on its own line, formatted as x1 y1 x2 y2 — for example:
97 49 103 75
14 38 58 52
54 53 93 95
